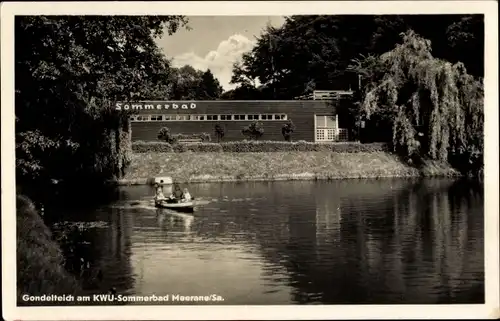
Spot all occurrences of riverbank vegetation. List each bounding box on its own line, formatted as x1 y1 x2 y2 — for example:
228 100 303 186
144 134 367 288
17 195 81 303
122 151 460 184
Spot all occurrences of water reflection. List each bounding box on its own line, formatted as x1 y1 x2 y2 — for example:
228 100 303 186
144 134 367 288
156 209 194 233
50 178 483 305
50 207 136 296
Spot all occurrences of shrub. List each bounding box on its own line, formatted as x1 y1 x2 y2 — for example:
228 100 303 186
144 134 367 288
157 127 177 144
242 121 264 140
172 144 189 153
219 141 388 153
133 141 173 153
214 124 225 143
132 141 388 153
281 120 296 142
172 133 211 142
183 143 224 152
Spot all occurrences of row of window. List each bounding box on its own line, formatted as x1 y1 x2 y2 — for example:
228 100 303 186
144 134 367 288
130 114 289 122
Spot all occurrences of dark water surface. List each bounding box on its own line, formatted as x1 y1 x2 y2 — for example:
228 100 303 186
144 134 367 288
47 178 484 305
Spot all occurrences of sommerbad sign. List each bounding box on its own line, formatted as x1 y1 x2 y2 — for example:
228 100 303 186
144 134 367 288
115 101 196 110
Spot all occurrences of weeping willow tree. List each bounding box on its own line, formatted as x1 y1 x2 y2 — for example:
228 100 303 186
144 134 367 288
349 30 483 174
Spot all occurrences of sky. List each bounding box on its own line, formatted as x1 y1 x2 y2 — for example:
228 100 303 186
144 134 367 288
155 16 286 91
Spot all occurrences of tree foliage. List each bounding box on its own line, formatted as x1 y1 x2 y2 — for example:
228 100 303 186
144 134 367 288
227 15 483 100
15 16 188 185
168 65 203 100
220 84 264 100
199 69 224 99
169 66 223 100
349 30 483 173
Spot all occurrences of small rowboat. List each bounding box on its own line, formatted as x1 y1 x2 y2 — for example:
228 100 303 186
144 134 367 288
154 199 195 213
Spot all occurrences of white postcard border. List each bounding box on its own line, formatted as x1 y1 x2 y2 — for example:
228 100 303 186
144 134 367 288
2 1 498 320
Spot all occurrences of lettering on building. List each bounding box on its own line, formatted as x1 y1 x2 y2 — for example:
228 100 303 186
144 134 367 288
116 102 196 110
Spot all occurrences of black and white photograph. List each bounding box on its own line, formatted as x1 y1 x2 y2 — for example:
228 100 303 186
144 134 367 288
2 1 498 320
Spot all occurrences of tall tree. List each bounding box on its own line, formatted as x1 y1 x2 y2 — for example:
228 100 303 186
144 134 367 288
169 66 224 100
220 84 264 100
446 15 484 77
229 15 484 99
198 69 223 99
168 65 204 100
15 16 188 187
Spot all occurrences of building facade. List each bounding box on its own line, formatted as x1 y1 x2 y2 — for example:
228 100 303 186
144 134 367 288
124 99 351 142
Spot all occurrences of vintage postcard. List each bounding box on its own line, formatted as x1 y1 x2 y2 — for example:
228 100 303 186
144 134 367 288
1 1 498 320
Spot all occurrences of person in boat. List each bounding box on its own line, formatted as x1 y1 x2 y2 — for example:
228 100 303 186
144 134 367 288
168 184 184 203
154 183 166 201
181 188 192 202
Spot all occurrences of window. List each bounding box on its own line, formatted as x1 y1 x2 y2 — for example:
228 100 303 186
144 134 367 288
131 113 289 122
316 115 326 127
326 116 336 128
316 115 336 128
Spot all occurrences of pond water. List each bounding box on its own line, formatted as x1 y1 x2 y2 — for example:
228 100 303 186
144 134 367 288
47 178 484 305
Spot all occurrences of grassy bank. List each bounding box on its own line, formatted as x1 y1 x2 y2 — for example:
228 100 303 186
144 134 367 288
120 151 460 185
17 195 81 304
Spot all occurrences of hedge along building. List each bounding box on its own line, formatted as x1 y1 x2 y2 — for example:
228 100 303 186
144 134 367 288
121 91 354 142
